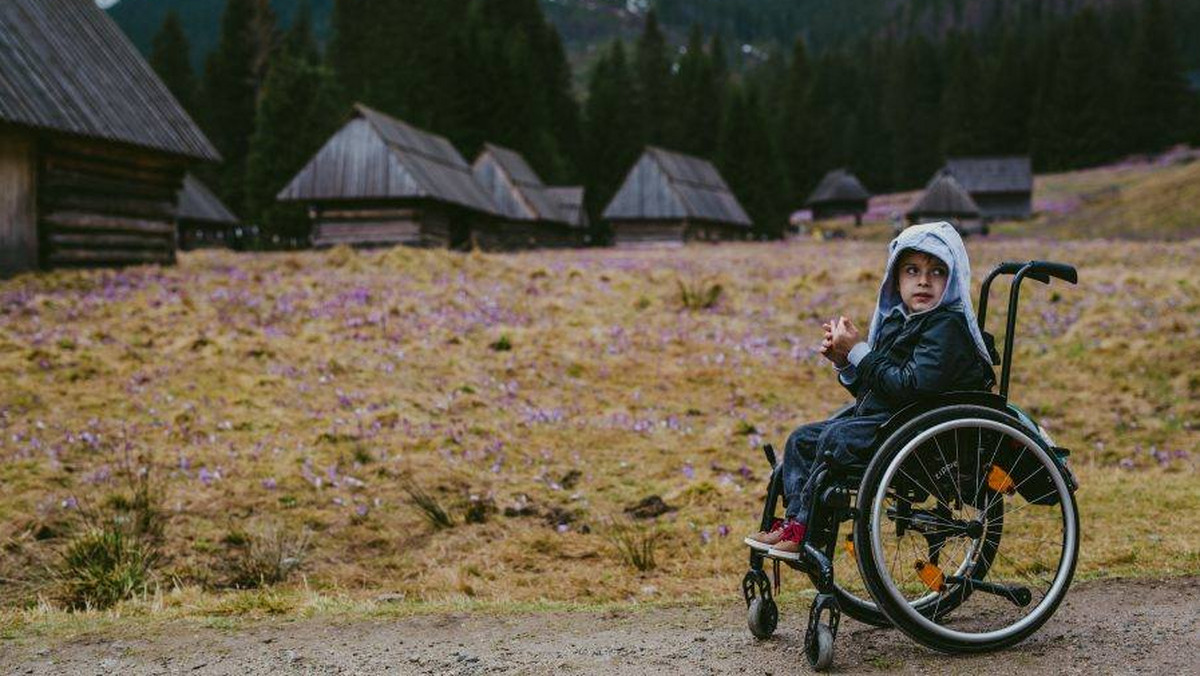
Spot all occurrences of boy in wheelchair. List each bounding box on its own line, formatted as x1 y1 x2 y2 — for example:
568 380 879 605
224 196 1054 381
746 221 996 558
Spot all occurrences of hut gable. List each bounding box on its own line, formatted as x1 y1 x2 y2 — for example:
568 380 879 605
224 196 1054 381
278 104 495 215
806 169 871 206
545 186 586 229
602 147 751 226
907 169 981 220
471 143 563 224
177 174 236 225
944 157 1032 195
0 0 217 162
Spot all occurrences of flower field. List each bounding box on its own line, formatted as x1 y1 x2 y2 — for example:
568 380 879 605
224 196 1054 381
0 238 1196 611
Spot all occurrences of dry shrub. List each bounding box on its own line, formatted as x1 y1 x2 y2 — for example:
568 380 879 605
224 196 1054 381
676 278 723 311
603 518 658 572
223 521 312 589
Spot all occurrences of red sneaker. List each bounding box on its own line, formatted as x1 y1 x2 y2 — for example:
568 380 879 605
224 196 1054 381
767 521 807 560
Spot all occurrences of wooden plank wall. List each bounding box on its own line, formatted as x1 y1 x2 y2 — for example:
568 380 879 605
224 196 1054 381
313 206 423 247
38 137 182 267
611 221 687 248
472 221 581 251
0 127 38 277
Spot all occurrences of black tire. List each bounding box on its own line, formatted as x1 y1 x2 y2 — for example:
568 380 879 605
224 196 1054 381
747 597 778 639
807 623 835 671
854 405 1079 653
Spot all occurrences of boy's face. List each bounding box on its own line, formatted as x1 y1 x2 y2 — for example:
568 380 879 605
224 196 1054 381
896 251 949 313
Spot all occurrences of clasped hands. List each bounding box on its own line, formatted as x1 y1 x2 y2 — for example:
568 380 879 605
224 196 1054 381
820 316 861 369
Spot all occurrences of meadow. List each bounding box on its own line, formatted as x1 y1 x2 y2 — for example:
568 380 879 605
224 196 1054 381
0 236 1196 621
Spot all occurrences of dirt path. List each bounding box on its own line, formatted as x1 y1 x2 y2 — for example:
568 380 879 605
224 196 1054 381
2 577 1196 675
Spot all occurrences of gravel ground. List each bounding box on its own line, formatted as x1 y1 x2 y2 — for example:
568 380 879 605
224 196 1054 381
1 577 1196 675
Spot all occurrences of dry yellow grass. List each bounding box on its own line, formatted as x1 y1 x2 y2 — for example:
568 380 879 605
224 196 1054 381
0 239 1195 616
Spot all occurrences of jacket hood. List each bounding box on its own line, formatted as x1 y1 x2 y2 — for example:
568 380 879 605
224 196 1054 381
867 221 992 364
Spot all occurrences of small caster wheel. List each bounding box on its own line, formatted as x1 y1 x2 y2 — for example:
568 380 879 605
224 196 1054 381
805 623 834 671
747 597 778 639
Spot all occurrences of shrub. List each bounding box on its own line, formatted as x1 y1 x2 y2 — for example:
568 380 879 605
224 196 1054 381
403 481 455 530
604 519 657 572
223 522 311 589
489 334 513 351
676 278 723 311
56 526 156 610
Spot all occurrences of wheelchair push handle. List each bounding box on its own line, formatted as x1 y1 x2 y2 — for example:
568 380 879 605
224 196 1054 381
977 259 1079 400
1027 260 1078 285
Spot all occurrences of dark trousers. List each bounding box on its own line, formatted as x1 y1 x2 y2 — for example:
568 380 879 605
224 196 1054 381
781 412 891 522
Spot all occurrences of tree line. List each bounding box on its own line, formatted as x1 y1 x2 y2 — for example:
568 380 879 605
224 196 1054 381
149 0 1195 243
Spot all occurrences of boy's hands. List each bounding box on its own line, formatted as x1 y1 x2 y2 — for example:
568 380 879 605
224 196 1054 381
819 316 861 368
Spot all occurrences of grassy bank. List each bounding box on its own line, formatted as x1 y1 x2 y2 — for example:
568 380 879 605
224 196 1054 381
0 239 1195 617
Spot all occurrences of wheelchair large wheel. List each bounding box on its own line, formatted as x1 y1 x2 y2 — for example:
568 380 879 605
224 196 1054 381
854 405 1079 653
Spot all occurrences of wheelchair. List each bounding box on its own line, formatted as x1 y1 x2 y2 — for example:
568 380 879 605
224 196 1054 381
740 260 1081 671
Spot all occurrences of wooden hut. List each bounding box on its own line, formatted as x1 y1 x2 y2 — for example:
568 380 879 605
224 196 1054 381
545 187 588 233
805 169 871 225
944 157 1033 221
277 104 496 249
907 169 984 234
176 174 239 251
470 143 583 249
0 0 219 277
601 147 752 247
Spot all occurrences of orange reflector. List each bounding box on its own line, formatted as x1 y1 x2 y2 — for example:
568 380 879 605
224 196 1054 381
987 465 1017 495
844 537 855 561
914 560 947 592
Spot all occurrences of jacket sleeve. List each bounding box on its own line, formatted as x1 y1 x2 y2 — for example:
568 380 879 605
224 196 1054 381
850 313 978 406
836 363 861 397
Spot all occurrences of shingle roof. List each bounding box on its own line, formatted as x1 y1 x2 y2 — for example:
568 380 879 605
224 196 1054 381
0 0 218 161
177 173 237 225
473 143 563 222
805 169 871 206
277 104 496 214
907 169 981 217
602 147 751 226
944 157 1032 194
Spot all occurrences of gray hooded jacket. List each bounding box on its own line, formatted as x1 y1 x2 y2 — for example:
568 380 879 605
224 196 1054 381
840 222 996 416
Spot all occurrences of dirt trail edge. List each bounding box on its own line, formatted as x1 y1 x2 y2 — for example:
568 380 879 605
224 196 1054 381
2 577 1196 675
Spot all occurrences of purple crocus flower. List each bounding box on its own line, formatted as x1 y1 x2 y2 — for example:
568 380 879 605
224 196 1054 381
682 463 695 480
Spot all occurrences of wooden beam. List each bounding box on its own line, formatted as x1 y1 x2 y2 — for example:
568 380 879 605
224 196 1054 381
42 211 175 236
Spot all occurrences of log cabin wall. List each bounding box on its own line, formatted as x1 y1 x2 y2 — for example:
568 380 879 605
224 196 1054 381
0 126 37 277
471 221 580 251
37 136 183 268
312 204 424 248
611 220 687 248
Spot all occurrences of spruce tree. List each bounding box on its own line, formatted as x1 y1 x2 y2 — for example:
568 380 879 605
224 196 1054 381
1035 10 1116 170
634 9 673 146
670 25 720 156
1125 0 1190 153
150 10 196 115
779 37 814 203
245 26 343 244
718 85 787 239
200 0 275 215
982 29 1033 155
940 35 985 157
583 41 642 242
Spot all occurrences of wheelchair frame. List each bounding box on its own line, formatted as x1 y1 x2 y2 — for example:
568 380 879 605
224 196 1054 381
741 260 1080 670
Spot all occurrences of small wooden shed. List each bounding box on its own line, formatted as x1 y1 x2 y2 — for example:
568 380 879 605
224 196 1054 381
471 143 584 249
277 104 496 249
0 0 219 277
176 174 239 251
805 169 871 225
944 157 1033 221
907 169 984 234
601 147 752 247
